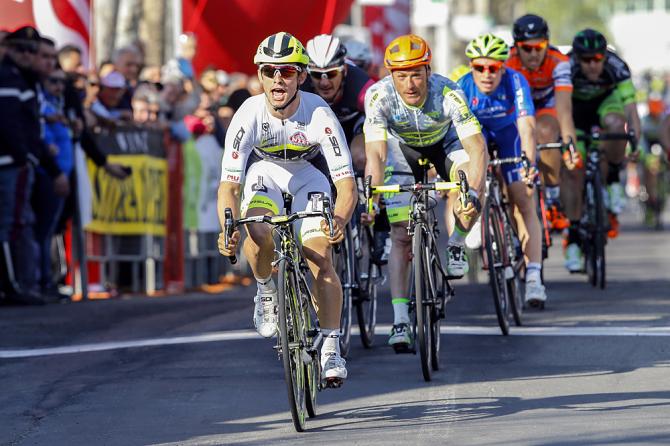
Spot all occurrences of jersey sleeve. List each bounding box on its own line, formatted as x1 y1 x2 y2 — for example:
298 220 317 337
442 81 482 140
363 83 389 143
315 106 355 183
552 59 573 92
220 100 255 184
510 70 535 118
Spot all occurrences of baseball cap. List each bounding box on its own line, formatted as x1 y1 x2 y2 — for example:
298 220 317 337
101 71 126 88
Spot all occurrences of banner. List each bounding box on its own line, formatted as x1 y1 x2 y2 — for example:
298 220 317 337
85 127 167 236
0 0 91 67
364 0 411 67
183 135 224 232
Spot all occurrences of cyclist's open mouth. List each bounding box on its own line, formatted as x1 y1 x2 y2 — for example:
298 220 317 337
271 87 287 101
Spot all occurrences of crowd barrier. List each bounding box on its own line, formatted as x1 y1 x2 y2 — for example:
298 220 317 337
67 125 237 296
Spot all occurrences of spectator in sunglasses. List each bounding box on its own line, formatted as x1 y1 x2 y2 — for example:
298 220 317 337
507 14 578 236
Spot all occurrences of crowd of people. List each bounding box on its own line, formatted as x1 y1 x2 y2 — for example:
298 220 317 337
0 25 279 306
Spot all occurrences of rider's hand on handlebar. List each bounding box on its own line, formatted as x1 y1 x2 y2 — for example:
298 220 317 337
218 230 240 257
455 192 481 220
360 201 378 226
321 216 345 244
562 149 583 170
523 164 539 186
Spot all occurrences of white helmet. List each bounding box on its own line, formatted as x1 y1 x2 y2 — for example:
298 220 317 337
343 39 372 69
306 34 347 69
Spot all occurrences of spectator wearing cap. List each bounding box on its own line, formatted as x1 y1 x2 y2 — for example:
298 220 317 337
0 26 68 305
87 71 133 127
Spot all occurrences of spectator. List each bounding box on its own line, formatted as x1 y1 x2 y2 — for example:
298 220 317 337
132 84 161 125
57 44 84 75
33 67 73 299
112 45 142 87
0 26 68 305
139 65 162 90
176 32 197 80
86 71 132 127
98 59 115 79
246 76 262 96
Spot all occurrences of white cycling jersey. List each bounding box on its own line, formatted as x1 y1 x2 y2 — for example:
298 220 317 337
220 92 354 184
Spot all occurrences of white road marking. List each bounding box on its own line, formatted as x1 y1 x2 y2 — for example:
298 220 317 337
2 325 670 359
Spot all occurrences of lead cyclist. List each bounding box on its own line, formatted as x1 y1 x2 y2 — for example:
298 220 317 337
362 34 488 352
217 32 357 383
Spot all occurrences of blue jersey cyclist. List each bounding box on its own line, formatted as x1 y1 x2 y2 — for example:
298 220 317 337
457 33 547 307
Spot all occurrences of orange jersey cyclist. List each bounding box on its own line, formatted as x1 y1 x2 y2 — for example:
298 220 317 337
507 14 578 233
362 34 488 351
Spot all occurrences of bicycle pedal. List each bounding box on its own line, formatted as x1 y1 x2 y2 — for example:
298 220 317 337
324 377 344 388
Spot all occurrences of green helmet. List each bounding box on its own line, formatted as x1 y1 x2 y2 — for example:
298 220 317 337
465 33 509 61
253 32 310 66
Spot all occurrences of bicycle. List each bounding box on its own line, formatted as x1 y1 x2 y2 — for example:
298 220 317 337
223 194 339 432
576 130 636 289
481 147 529 333
365 159 467 382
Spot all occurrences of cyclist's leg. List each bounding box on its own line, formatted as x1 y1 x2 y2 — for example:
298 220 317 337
348 116 367 174
536 108 570 230
240 159 284 337
293 162 347 378
598 91 628 219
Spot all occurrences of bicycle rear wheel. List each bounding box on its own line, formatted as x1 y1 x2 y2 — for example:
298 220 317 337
483 200 511 335
334 225 354 357
277 258 308 432
429 247 447 371
413 226 433 381
506 229 525 325
584 175 606 289
356 226 378 348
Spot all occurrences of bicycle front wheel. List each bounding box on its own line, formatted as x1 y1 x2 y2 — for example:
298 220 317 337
413 226 433 382
277 258 308 432
356 226 378 348
584 175 606 289
483 200 511 335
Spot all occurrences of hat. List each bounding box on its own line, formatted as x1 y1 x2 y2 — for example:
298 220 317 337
5 26 41 44
101 71 126 88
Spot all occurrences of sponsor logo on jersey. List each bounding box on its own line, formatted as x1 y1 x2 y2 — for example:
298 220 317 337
329 136 342 156
325 127 332 135
233 127 245 152
225 174 240 182
262 122 269 133
290 131 309 146
297 121 306 130
232 151 239 159
251 176 268 193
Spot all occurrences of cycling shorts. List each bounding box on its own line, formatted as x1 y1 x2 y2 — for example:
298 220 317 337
384 133 470 224
241 155 332 244
573 89 626 134
482 123 524 185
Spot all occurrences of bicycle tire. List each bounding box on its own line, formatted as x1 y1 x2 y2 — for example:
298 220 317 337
505 223 524 325
302 274 319 419
430 245 446 371
277 258 308 432
584 175 606 289
413 226 433 381
592 173 606 289
334 225 354 357
483 200 511 335
356 226 378 348
536 186 551 268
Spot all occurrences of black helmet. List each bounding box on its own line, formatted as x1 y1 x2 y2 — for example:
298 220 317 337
513 14 549 42
572 29 607 55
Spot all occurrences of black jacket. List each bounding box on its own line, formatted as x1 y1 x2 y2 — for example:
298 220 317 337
0 56 61 176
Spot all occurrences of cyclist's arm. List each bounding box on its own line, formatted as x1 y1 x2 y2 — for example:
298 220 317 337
364 139 388 191
517 115 537 163
555 89 577 144
460 133 487 191
217 181 242 226
624 101 642 143
363 85 390 192
616 77 640 140
333 177 357 226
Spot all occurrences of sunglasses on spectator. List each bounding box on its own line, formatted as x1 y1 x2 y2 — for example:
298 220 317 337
260 64 302 79
579 53 605 63
471 61 504 74
47 77 66 84
518 40 548 53
308 66 344 80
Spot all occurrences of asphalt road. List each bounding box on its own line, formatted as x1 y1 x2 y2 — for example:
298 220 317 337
1 208 669 446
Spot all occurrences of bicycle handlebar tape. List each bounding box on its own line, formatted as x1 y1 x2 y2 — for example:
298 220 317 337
321 197 341 253
458 170 470 205
224 208 237 264
364 175 372 200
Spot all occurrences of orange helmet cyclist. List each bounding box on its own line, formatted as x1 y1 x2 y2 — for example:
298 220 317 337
383 34 432 70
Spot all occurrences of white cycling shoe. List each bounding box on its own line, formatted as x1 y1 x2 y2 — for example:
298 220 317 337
253 291 278 338
564 243 583 273
322 351 347 381
447 245 469 277
525 280 547 308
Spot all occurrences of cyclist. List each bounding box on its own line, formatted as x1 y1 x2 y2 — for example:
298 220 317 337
458 34 546 306
639 95 668 227
217 32 357 383
303 34 375 173
506 14 578 233
343 38 377 81
565 29 641 271
362 34 487 350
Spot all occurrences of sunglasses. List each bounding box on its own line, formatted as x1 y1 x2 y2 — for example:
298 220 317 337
260 65 301 79
518 40 548 53
579 53 605 63
308 66 344 80
471 62 503 74
47 77 66 84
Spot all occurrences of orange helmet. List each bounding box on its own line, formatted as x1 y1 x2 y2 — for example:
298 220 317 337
384 34 432 70
648 97 665 118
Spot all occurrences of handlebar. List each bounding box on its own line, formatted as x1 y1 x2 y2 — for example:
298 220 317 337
364 169 470 208
222 197 338 263
577 130 637 153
